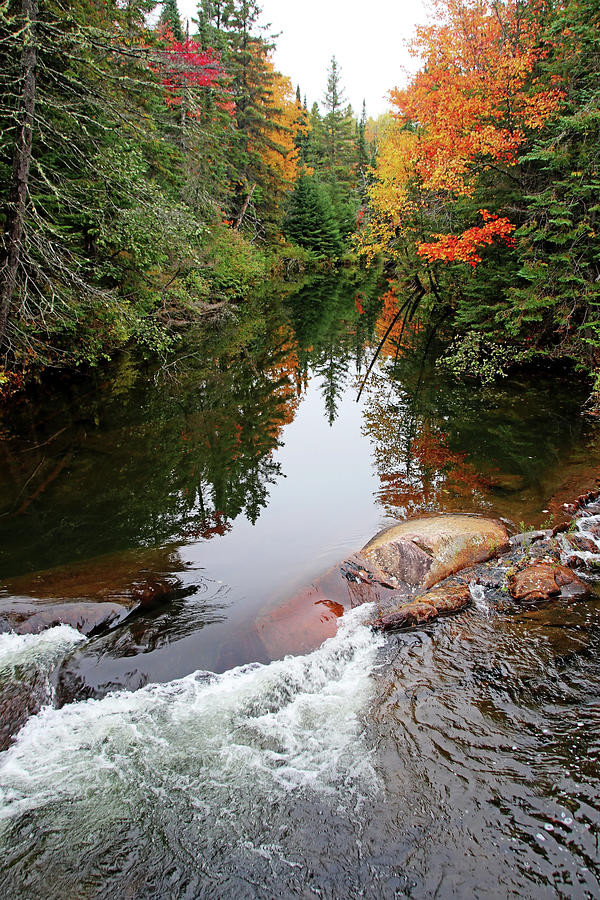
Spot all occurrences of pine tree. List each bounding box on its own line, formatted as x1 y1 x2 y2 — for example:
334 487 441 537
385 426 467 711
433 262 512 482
159 0 184 40
284 175 342 256
196 0 290 233
293 84 311 169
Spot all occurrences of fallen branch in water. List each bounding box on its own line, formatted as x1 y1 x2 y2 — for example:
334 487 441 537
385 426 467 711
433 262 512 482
17 449 73 514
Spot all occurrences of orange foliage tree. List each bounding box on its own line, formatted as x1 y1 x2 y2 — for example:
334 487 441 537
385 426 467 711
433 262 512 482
392 0 562 197
417 209 516 266
362 0 563 268
257 62 307 202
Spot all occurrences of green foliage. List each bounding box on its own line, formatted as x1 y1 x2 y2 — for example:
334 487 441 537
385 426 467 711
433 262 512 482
284 57 361 258
203 225 268 299
437 331 516 385
159 0 184 40
503 0 600 372
284 176 343 257
0 0 366 382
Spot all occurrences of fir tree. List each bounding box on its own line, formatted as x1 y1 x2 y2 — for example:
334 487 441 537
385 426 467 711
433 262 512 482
160 0 184 40
284 175 342 256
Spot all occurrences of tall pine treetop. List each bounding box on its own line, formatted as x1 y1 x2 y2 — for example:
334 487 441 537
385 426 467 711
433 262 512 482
160 0 184 40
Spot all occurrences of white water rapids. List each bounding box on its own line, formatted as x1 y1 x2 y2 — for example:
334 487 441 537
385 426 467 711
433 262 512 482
0 624 86 680
1 598 599 899
0 607 384 897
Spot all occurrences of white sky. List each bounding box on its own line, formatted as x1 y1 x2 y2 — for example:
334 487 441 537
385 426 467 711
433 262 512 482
178 1 430 118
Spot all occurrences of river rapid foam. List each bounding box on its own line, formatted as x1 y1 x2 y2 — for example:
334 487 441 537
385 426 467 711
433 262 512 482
0 624 86 676
0 606 383 898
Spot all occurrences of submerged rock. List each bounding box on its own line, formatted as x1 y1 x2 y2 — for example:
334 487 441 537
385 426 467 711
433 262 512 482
258 516 509 649
0 599 128 636
361 515 509 592
0 547 183 637
372 582 472 631
487 472 527 493
508 563 589 603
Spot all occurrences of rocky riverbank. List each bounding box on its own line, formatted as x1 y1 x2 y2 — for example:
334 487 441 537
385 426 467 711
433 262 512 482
258 489 600 654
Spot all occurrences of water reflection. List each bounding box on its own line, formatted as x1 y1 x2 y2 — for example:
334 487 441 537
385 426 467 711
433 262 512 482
286 267 383 423
1 271 600 672
0 312 297 575
361 288 599 525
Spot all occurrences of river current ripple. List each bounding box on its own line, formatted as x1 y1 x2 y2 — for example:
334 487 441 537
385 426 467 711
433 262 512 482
0 597 599 898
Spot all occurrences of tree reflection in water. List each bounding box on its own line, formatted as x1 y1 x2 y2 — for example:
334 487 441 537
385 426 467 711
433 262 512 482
360 286 596 524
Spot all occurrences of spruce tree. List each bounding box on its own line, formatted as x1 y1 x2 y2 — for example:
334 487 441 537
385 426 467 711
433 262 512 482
284 176 342 256
507 0 600 372
160 0 184 40
322 56 356 185
356 99 369 196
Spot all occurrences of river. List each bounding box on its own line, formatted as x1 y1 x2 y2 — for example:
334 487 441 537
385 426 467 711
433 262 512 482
0 272 599 897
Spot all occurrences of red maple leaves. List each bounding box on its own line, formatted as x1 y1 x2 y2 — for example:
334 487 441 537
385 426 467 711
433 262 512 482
156 32 233 114
417 209 516 267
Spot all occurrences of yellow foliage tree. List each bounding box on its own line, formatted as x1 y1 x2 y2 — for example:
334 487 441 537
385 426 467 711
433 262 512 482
256 61 310 220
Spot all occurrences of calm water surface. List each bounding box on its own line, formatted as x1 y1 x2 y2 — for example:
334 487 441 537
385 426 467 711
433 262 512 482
0 272 599 897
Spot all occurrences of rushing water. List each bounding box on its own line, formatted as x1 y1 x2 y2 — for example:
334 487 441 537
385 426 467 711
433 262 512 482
0 272 599 896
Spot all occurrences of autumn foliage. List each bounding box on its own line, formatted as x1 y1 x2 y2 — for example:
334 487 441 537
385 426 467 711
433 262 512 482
417 209 516 266
391 0 563 197
256 61 306 187
158 33 228 111
363 0 564 270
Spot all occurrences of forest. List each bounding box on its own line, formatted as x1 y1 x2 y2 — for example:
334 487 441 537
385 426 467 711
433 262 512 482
2 4 600 894
0 0 372 391
0 0 599 400
361 0 600 395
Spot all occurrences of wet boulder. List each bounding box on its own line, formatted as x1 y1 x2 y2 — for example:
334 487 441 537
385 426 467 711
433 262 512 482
372 582 472 631
361 515 509 592
566 533 598 554
509 530 552 548
508 563 589 603
255 552 405 660
0 548 183 637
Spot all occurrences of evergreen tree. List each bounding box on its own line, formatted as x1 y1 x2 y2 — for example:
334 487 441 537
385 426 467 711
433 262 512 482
356 99 369 196
293 84 311 168
196 0 291 233
160 0 184 40
0 0 167 360
284 175 342 256
507 0 600 373
307 101 326 172
322 56 356 185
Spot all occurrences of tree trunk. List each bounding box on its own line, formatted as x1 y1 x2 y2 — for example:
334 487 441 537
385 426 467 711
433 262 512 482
234 183 256 231
0 0 38 349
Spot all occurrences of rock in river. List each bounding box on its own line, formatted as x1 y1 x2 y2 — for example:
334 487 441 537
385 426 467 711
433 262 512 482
372 581 473 631
361 514 509 592
258 515 509 652
0 547 183 636
508 563 589 603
